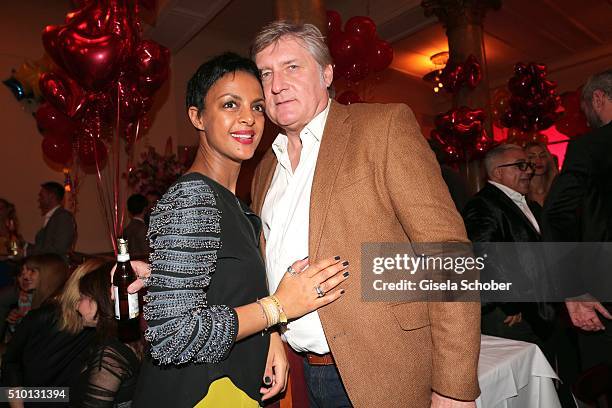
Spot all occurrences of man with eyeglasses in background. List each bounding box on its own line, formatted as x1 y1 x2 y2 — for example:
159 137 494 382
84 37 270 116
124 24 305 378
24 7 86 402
462 144 556 348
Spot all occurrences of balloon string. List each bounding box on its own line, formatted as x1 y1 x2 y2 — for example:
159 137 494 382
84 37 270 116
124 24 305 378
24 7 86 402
92 131 115 255
113 81 121 253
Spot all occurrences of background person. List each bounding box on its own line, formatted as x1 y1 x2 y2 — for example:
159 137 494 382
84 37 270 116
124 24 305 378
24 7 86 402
122 194 150 259
26 182 76 262
542 69 612 370
70 263 142 408
525 141 558 207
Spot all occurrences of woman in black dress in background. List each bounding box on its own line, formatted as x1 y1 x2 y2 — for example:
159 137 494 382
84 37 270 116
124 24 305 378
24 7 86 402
131 53 349 407
70 263 141 408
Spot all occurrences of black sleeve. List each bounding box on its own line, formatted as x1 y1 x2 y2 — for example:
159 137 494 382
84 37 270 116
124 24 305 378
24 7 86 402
1 308 36 386
462 198 501 243
462 198 521 316
76 344 136 408
144 179 238 365
542 140 590 242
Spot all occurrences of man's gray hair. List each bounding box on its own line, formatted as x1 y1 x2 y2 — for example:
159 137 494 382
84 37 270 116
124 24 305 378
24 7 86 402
250 21 333 70
484 144 524 178
581 69 612 128
582 69 612 105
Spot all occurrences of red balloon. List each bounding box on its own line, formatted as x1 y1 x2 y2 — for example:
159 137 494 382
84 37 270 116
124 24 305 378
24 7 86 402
64 1 109 36
39 71 87 117
134 40 170 96
344 16 377 43
78 136 108 172
330 32 366 66
42 134 73 165
344 61 370 82
42 25 68 71
332 62 346 81
560 91 581 113
336 90 362 105
367 39 393 72
115 77 146 122
58 27 129 91
35 102 77 139
326 10 342 35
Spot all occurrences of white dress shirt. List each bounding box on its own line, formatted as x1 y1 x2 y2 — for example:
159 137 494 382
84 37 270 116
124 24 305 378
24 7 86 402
261 100 331 354
43 205 61 228
488 181 540 233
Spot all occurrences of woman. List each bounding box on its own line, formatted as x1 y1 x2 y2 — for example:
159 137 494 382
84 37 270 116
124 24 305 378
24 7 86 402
525 142 558 206
132 53 349 407
0 198 21 257
0 254 68 342
70 263 141 408
1 259 100 404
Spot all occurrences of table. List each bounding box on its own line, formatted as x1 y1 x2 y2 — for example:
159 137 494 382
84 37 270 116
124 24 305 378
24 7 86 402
477 335 561 408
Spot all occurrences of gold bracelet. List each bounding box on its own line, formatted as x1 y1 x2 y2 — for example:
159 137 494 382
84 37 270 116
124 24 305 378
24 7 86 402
257 297 280 329
269 295 288 326
256 299 270 328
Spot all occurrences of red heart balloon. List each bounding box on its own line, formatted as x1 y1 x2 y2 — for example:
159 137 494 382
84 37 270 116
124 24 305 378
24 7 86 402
367 39 393 72
35 102 78 139
65 1 108 36
330 32 366 66
344 61 370 83
78 136 108 173
134 40 170 96
116 77 145 122
58 28 128 91
42 134 73 165
39 71 87 117
326 10 342 35
42 25 68 71
345 16 377 43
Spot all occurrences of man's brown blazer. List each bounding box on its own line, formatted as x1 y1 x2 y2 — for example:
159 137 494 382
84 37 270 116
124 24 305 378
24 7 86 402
251 101 480 407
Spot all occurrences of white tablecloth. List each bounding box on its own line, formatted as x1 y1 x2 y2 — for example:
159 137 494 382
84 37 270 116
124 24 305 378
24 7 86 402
477 335 561 408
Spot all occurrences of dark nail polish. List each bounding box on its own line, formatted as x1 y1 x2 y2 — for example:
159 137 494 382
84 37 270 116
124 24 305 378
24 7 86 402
342 260 349 267
343 271 349 278
264 376 272 385
340 289 345 294
334 255 341 261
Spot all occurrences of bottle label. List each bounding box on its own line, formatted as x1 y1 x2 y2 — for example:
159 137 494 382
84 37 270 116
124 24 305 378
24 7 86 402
113 285 120 319
128 292 139 319
113 285 140 319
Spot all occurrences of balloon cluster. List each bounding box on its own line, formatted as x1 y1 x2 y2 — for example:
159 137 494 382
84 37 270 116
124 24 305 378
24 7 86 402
556 89 589 138
496 62 560 132
439 55 482 93
326 11 394 84
430 107 492 162
35 0 168 172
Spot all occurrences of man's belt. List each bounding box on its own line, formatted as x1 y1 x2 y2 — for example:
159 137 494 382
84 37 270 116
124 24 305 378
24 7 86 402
305 352 335 366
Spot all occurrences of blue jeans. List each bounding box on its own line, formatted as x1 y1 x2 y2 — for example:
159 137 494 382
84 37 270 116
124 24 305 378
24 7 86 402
303 359 352 408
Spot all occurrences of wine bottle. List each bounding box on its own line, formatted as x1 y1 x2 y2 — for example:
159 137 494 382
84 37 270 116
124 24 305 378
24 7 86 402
113 238 140 342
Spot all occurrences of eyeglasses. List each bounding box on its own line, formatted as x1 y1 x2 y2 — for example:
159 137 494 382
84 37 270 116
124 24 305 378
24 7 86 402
496 161 535 171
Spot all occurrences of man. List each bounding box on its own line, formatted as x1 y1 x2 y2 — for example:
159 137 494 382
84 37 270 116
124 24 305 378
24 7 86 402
122 194 150 259
27 181 76 261
542 69 612 368
462 145 555 349
250 21 480 407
